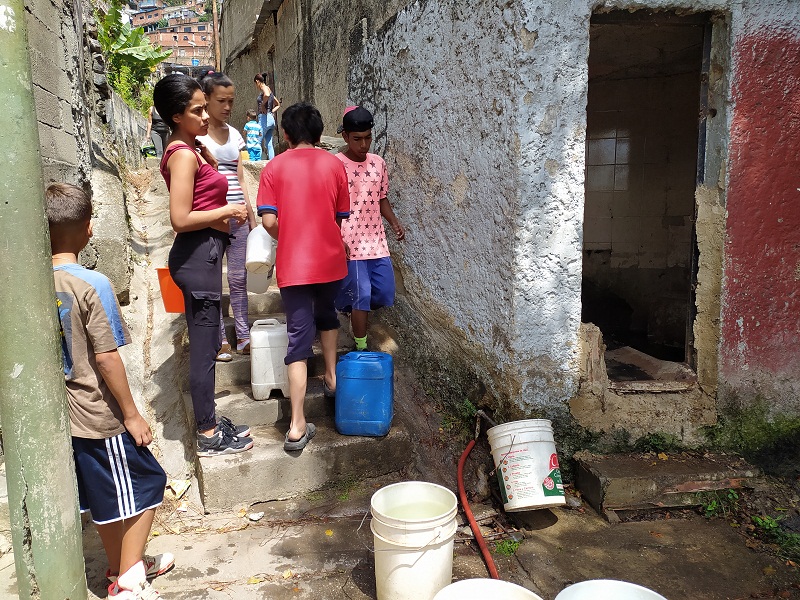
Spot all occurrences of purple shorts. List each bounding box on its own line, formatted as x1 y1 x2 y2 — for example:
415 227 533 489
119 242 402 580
280 280 342 365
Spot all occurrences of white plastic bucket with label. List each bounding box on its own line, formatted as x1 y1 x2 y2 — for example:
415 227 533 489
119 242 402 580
487 419 566 512
555 579 668 599
433 579 545 600
370 481 458 600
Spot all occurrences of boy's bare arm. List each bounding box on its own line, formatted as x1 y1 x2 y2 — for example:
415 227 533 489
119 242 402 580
379 198 405 240
95 350 153 446
262 213 279 239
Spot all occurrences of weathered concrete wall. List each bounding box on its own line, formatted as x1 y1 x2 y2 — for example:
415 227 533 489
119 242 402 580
220 0 414 136
719 4 800 417
221 0 800 439
348 0 800 428
350 0 523 415
26 0 92 185
25 0 145 301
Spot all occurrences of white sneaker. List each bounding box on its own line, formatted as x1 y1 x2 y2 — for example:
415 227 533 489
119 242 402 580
106 553 175 582
107 580 161 599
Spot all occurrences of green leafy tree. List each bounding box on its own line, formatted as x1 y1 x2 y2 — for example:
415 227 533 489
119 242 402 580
97 0 172 112
156 17 168 28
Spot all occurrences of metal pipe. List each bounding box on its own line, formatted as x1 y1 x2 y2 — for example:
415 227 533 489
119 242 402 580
0 1 89 596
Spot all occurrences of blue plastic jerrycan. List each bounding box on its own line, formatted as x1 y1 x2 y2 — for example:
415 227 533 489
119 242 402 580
335 351 394 436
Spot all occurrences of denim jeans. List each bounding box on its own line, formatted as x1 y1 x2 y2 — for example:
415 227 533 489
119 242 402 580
259 113 276 160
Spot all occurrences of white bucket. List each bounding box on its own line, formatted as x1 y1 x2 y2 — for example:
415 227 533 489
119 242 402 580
370 481 458 600
487 419 566 512
245 225 276 273
555 580 668 600
250 319 289 399
433 579 545 600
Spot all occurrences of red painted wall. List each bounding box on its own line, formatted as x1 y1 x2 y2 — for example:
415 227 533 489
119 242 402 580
721 30 800 385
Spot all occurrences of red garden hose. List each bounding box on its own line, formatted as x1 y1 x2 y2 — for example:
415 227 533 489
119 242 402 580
457 438 500 579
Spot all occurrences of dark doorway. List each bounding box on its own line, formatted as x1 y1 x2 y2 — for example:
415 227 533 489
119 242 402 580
582 10 708 381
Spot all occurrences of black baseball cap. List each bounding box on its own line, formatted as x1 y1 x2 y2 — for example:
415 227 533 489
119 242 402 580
337 106 374 133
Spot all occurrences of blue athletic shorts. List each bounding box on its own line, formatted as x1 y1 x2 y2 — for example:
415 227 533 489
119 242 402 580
335 257 396 312
72 431 166 525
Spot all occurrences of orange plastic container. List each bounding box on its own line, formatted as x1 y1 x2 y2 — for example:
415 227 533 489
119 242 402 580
156 267 185 313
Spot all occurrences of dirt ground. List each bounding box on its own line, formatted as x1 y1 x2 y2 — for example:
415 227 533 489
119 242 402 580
393 364 800 600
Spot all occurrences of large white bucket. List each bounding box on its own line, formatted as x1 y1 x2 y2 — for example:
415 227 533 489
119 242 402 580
555 579 668 599
487 419 566 512
250 319 289 399
433 579 545 600
370 481 458 600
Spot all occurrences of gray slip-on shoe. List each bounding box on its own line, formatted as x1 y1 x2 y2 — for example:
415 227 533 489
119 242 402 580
283 423 316 452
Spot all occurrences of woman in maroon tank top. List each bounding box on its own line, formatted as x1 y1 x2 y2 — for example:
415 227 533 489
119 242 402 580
153 74 254 457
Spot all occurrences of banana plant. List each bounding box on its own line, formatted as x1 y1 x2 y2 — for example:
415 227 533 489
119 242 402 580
96 0 171 109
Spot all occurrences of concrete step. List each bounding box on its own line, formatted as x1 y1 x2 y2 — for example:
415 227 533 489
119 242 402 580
212 378 335 429
221 286 283 317
574 451 764 520
197 418 411 512
211 350 337 390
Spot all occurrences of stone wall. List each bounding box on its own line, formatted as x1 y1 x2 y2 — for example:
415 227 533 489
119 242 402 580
26 0 147 301
26 0 92 186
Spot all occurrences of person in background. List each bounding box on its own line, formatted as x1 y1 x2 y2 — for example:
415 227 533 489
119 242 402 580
146 105 170 159
196 70 257 360
254 72 280 160
335 106 405 351
243 109 263 161
153 73 253 457
47 183 174 599
256 102 350 452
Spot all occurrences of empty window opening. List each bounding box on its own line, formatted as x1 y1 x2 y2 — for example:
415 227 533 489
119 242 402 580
583 10 708 385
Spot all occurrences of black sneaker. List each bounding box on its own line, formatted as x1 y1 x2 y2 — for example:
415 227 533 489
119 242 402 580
197 430 253 457
217 415 251 438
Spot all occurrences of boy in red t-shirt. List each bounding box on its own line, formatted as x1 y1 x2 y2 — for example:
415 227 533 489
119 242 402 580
256 102 350 452
335 106 404 351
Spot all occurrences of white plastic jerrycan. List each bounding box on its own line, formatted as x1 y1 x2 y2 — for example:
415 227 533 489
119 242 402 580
245 225 276 274
246 270 270 294
250 319 289 399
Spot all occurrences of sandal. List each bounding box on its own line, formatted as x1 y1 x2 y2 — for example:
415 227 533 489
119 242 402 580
216 343 233 362
323 377 335 399
284 423 316 452
237 339 251 355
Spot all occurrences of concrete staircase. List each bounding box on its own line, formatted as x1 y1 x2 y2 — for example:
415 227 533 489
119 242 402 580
187 279 411 513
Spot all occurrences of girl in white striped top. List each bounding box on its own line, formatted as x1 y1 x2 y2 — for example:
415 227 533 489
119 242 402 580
197 71 257 358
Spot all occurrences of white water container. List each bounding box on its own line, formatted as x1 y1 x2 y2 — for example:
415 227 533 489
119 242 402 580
434 579 544 600
245 225 276 273
486 419 566 512
250 319 289 399
370 481 458 600
246 270 270 294
555 580 668 599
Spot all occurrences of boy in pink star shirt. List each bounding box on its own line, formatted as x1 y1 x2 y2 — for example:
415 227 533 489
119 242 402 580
335 106 405 351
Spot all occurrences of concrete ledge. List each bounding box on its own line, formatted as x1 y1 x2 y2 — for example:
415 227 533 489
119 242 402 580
575 451 763 516
198 419 411 512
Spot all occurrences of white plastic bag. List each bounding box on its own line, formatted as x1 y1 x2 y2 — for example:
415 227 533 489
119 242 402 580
246 225 276 273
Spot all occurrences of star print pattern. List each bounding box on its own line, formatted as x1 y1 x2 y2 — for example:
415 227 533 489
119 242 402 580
337 153 390 260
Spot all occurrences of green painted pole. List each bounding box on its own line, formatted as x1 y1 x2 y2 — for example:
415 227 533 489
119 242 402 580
0 1 89 598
